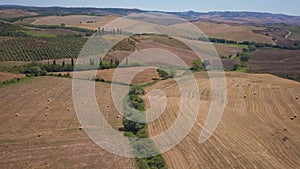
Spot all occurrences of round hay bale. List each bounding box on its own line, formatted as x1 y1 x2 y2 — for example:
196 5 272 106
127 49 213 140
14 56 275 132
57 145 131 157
45 113 48 116
243 95 247 98
67 108 71 111
15 113 19 117
282 136 288 142
291 117 295 120
296 96 299 100
51 88 54 91
38 133 42 137
116 115 120 119
46 106 50 109
47 99 50 102
79 126 83 130
253 92 256 95
107 105 110 108
294 114 297 118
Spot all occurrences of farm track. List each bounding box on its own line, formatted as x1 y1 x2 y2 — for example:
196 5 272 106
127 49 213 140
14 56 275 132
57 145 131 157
0 77 133 168
146 72 300 169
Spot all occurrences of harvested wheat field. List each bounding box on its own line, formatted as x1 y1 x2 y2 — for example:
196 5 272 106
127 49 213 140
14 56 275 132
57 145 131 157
193 22 275 44
145 72 300 169
0 77 133 168
0 72 24 83
52 66 159 84
136 41 242 66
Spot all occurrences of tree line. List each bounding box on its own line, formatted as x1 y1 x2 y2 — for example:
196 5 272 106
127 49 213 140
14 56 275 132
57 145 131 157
188 36 300 50
122 85 167 169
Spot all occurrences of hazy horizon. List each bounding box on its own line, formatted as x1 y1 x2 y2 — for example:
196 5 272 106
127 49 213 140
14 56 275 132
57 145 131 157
0 0 299 16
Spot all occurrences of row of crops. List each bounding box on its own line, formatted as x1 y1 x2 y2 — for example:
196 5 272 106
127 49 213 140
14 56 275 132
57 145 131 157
0 36 87 61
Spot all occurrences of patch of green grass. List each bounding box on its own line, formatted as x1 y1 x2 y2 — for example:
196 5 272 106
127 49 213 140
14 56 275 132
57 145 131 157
287 26 300 34
0 76 32 88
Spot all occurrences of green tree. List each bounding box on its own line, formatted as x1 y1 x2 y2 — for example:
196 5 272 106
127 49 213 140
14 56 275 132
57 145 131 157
60 23 65 27
157 69 169 80
192 59 204 71
248 45 256 52
240 53 250 62
71 58 74 67
232 63 239 71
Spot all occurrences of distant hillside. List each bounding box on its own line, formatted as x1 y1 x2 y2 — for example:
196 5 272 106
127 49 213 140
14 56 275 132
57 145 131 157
1 5 300 25
170 11 300 25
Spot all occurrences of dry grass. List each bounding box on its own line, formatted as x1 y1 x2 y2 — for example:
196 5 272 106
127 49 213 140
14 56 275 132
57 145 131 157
145 72 300 169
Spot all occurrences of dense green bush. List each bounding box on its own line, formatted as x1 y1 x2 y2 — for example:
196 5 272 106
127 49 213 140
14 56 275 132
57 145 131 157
129 85 146 95
157 69 169 80
239 52 250 62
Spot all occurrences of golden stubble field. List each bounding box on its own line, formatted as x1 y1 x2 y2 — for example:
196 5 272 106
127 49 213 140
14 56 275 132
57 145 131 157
0 77 134 168
1 71 300 168
193 22 275 44
145 72 300 169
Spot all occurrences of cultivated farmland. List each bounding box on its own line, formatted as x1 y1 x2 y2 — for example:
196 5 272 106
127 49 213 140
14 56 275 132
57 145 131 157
249 48 300 81
193 22 275 44
146 72 300 169
29 15 119 30
0 77 134 168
